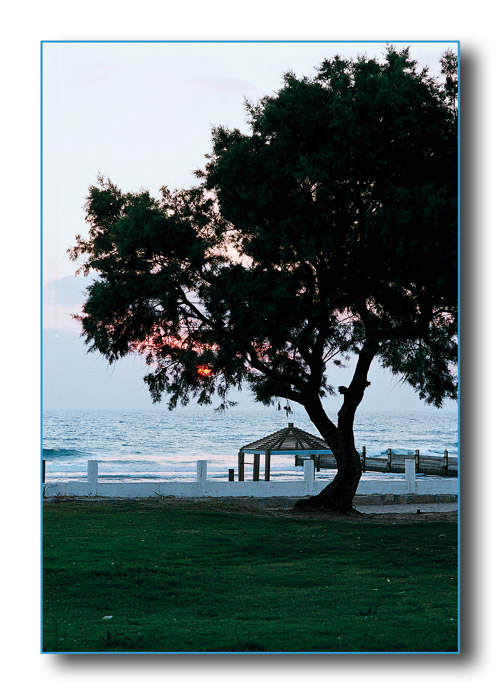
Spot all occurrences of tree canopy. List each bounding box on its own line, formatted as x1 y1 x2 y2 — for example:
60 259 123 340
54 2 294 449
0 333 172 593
71 46 457 416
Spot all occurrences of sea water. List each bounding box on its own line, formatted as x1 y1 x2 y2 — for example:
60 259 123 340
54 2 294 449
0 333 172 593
42 408 458 483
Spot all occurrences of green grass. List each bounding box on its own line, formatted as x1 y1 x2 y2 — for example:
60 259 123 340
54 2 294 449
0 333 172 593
42 500 458 653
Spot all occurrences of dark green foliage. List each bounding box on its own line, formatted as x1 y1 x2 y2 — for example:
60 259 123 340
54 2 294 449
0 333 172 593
43 502 458 653
201 47 457 408
71 46 457 413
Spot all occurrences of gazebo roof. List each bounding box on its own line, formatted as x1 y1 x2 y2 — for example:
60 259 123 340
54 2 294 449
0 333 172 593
240 422 332 455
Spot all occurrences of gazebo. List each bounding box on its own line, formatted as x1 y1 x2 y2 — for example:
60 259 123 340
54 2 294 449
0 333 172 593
238 422 333 481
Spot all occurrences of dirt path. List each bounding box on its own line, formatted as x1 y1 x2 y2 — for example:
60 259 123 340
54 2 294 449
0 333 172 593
44 495 458 524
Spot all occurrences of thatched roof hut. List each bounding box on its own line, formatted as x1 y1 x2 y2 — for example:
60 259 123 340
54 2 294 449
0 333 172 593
238 422 332 481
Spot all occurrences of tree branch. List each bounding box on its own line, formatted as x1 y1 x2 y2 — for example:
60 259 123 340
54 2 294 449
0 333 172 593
246 345 305 403
175 283 217 329
339 337 379 428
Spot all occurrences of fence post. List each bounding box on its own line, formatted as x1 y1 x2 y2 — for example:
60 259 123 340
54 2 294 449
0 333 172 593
42 459 46 484
197 460 208 493
304 458 314 494
228 469 235 482
415 449 420 474
361 446 366 473
387 448 392 472
444 450 449 476
405 458 416 494
87 460 99 495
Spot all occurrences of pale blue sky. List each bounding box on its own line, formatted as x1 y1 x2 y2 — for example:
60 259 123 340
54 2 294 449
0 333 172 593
42 40 458 412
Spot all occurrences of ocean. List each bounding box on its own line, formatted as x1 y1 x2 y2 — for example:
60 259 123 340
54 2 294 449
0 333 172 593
42 408 458 483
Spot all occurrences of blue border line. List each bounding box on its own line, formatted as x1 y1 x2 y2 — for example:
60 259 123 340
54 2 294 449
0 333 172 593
40 39 459 44
457 40 461 656
40 39 44 656
42 649 457 655
40 38 460 656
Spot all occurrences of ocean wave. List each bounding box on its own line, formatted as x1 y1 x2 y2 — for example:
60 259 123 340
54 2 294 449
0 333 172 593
42 448 87 459
371 447 453 458
42 409 458 478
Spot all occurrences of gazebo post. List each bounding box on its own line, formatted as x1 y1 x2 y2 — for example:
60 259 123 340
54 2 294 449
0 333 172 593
265 449 271 481
238 450 245 481
253 454 260 481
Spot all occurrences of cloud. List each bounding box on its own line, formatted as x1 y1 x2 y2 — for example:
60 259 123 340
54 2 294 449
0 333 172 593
43 274 95 307
188 75 259 98
43 274 97 333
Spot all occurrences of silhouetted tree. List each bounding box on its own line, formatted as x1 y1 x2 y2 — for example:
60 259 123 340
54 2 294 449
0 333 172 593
70 46 458 511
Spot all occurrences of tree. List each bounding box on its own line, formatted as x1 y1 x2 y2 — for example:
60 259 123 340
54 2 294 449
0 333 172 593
70 46 458 512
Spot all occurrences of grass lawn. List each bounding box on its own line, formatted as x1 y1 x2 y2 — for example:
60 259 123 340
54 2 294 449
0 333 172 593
42 500 458 653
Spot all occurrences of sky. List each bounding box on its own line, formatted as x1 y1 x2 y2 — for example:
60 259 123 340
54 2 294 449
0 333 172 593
42 40 459 412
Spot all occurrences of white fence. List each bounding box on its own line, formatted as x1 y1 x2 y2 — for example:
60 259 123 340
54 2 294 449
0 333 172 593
43 458 458 499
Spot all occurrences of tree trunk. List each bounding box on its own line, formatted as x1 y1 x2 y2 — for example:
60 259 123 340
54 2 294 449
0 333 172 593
294 343 377 511
295 398 362 512
296 339 378 512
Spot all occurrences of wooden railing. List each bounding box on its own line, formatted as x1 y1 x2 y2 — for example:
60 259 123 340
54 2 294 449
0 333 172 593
296 448 458 477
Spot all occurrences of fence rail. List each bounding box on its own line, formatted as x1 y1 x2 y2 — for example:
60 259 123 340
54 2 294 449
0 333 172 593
296 448 458 477
42 458 458 500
